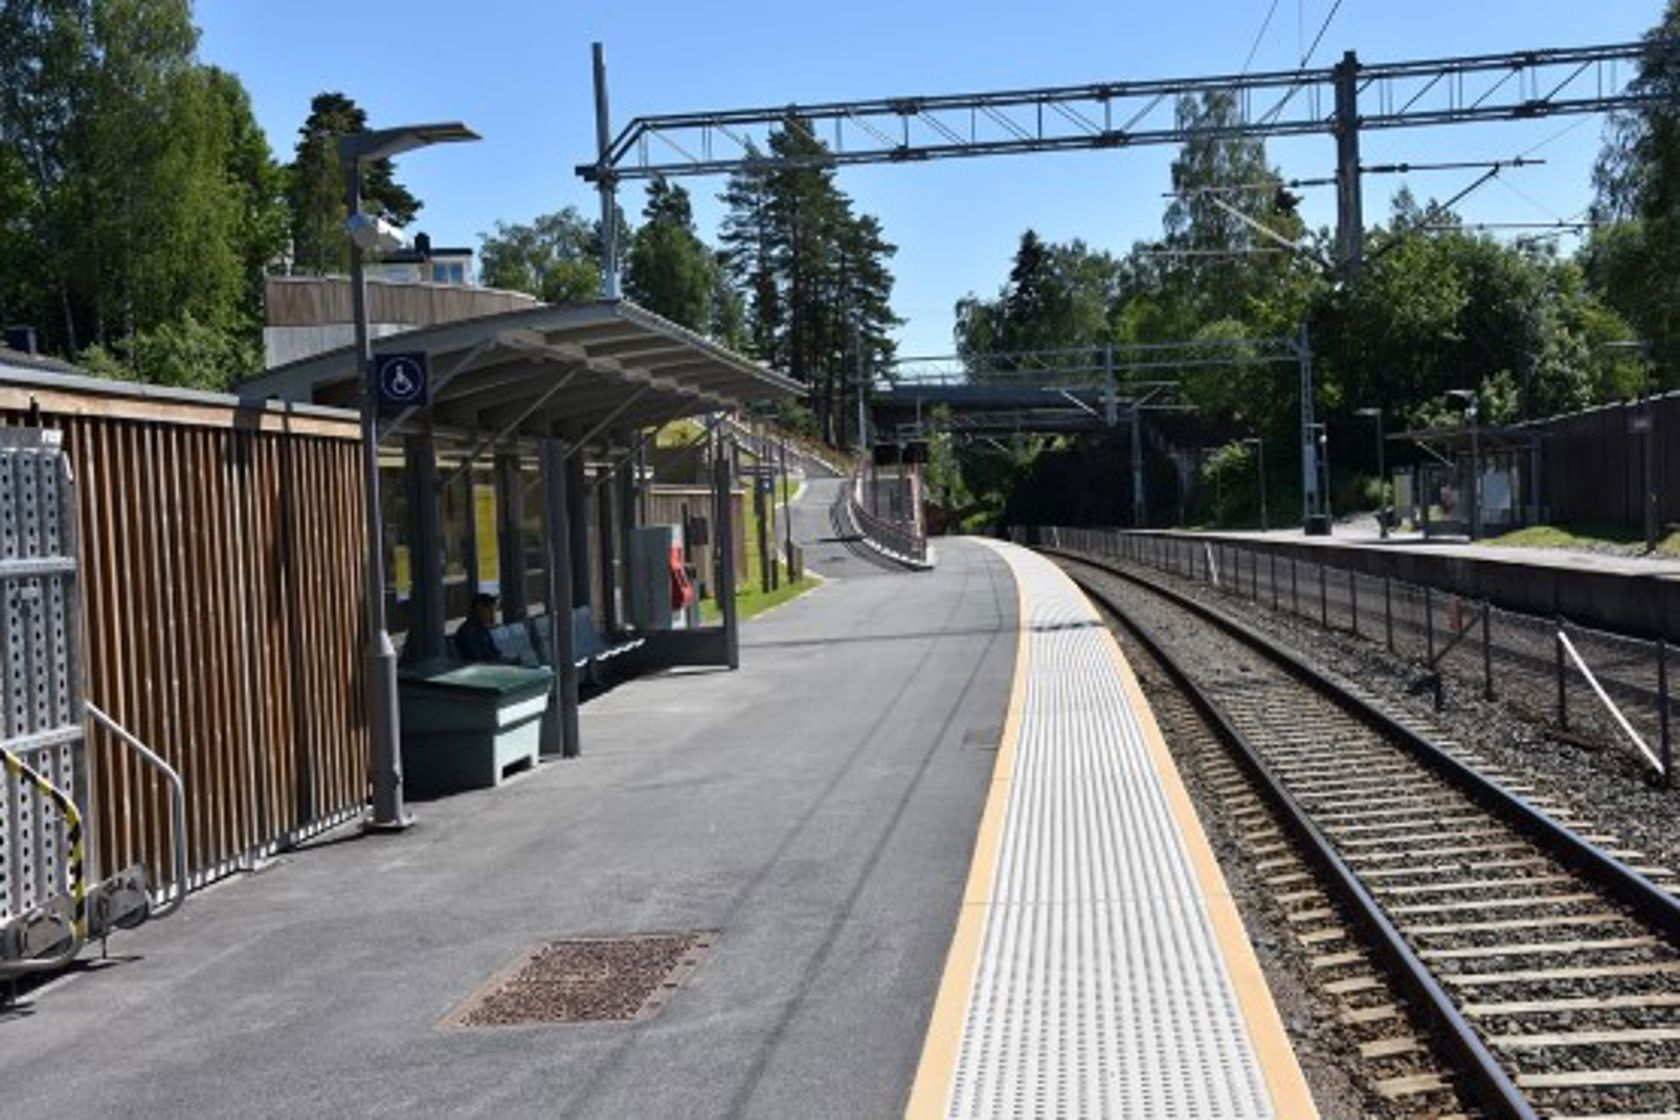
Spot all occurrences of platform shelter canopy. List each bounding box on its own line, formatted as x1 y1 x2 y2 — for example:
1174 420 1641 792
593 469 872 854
238 299 800 438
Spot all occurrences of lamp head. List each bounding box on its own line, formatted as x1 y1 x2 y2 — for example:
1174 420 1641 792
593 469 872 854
346 212 405 255
339 122 479 164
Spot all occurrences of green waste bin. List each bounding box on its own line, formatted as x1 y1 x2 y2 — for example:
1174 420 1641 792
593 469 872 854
398 661 554 797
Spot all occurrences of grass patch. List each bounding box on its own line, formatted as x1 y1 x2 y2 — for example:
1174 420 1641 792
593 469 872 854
697 501 815 623
701 574 818 623
1486 521 1680 557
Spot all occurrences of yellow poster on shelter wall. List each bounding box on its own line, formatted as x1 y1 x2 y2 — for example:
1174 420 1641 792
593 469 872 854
393 544 412 600
474 483 500 592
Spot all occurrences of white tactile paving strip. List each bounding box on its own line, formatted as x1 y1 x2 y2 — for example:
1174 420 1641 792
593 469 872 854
947 541 1276 1118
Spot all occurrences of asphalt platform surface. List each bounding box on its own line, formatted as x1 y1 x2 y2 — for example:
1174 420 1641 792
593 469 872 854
1 489 1014 1119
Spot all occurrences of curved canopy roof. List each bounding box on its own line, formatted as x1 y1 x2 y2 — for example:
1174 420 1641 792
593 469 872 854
238 299 800 444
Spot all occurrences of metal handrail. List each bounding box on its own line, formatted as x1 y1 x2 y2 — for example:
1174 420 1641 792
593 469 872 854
0 748 86 975
846 470 928 564
85 702 188 919
1557 631 1666 778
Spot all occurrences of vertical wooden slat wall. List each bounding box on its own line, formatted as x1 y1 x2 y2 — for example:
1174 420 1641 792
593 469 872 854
0 386 368 891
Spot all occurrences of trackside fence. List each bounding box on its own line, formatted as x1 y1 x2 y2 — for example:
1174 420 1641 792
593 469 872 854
1035 526 1678 787
842 467 929 567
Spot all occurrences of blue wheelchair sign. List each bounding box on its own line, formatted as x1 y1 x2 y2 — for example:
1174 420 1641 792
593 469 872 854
375 352 428 411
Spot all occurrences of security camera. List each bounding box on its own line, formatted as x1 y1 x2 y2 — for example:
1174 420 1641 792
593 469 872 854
345 212 405 255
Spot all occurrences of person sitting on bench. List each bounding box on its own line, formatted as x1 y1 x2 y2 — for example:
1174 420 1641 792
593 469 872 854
454 593 507 663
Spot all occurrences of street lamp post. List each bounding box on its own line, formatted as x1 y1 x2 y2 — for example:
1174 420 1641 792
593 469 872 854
1447 389 1480 541
341 122 478 830
1356 407 1386 538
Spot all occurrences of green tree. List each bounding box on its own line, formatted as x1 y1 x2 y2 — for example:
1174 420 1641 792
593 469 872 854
707 251 748 350
625 179 712 330
285 92 422 276
477 205 603 303
79 310 258 390
718 153 779 359
205 66 288 322
954 231 1120 374
1590 1 1680 383
0 0 91 351
717 120 899 444
0 0 284 383
1160 90 1315 323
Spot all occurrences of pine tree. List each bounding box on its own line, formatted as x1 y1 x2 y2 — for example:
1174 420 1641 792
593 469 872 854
718 151 779 362
625 179 712 330
285 92 422 275
717 119 899 444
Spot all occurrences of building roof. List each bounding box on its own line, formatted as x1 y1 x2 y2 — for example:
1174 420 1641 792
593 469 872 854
0 348 359 437
238 299 801 444
0 346 86 378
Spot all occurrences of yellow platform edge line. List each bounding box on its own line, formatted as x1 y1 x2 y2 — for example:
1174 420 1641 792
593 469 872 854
1077 566 1321 1120
903 547 1030 1120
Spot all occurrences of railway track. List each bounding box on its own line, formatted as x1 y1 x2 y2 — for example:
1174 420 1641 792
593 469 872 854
1053 550 1680 1120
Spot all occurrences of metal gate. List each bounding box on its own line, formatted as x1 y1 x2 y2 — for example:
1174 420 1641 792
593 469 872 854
0 429 89 968
0 429 165 976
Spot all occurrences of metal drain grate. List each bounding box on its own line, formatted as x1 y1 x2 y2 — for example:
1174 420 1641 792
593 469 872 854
442 932 714 1028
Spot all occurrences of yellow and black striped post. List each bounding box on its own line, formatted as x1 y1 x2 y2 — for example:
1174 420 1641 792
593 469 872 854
2 747 86 941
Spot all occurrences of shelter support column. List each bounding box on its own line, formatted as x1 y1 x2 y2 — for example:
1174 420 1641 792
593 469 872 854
566 441 590 611
403 429 447 661
494 452 527 620
541 437 581 759
715 441 739 670
615 429 637 628
597 457 618 633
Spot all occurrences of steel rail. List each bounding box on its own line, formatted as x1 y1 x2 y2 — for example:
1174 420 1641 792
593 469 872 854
1054 554 1535 1120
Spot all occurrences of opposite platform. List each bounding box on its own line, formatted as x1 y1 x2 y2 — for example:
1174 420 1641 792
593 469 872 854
910 540 1316 1119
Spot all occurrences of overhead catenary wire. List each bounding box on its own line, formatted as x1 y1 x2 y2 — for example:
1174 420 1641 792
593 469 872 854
1299 0 1347 73
1240 0 1284 74
1257 0 1351 126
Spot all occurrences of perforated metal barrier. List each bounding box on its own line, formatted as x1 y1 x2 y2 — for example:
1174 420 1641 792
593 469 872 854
0 429 87 955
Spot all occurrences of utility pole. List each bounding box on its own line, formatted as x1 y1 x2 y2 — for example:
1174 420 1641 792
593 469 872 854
1333 50 1365 281
591 43 621 299
1299 323 1326 534
1131 404 1146 528
854 319 868 453
1248 437 1268 532
1103 343 1117 427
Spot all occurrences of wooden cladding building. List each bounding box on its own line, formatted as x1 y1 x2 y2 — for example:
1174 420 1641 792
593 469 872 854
0 350 369 891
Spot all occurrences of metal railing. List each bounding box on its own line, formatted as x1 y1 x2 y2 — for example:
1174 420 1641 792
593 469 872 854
844 469 929 566
86 702 188 919
1039 526 1677 787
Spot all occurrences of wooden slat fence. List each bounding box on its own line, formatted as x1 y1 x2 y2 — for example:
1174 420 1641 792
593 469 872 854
1537 392 1680 527
0 376 367 892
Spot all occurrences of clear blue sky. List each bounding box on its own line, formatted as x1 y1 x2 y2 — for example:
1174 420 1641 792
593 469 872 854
198 0 1663 358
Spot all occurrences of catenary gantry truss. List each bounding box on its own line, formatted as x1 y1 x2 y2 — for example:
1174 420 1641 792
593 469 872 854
578 40 1666 284
580 43 1654 182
